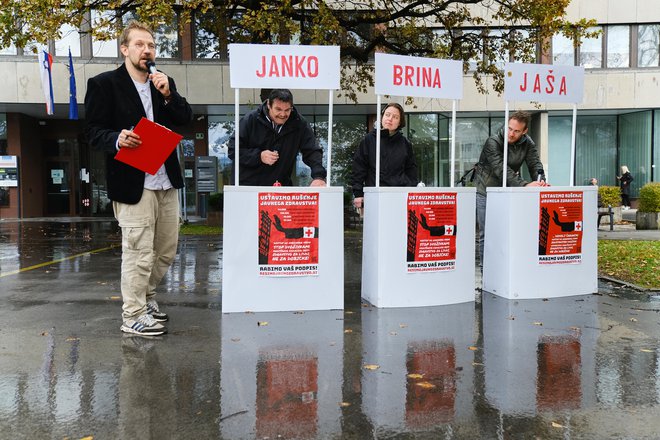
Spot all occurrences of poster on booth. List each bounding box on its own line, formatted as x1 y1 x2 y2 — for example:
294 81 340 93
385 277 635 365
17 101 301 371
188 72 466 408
538 191 584 265
258 192 319 277
406 192 457 273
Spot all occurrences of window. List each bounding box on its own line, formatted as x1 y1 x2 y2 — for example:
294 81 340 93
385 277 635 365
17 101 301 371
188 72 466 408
606 25 629 68
579 26 602 69
408 114 441 186
92 9 118 57
638 24 660 67
55 23 81 56
619 111 652 198
552 33 574 65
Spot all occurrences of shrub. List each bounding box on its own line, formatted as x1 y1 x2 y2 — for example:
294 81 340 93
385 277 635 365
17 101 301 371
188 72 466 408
599 185 620 207
208 192 223 211
638 182 660 212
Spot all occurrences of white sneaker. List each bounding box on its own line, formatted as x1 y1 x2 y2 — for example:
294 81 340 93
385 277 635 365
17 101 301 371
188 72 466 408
121 313 167 336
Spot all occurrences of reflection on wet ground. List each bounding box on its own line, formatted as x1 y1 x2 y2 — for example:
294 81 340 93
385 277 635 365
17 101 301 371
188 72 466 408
2 220 660 439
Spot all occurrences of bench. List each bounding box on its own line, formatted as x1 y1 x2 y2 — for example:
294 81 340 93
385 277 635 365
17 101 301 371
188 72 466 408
598 205 614 231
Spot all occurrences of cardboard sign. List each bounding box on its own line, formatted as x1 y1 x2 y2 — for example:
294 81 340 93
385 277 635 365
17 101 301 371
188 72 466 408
229 44 340 90
375 53 463 99
504 62 584 103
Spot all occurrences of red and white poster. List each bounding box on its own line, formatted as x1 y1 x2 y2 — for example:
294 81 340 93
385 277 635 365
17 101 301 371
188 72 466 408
258 192 319 277
406 192 457 273
538 191 584 265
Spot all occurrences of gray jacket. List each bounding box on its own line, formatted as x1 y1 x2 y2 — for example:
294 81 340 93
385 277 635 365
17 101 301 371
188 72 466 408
474 129 543 196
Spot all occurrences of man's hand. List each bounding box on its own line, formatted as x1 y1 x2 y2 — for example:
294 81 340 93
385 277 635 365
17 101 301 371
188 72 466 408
526 181 550 187
310 179 326 187
260 150 279 165
118 128 141 149
149 71 171 98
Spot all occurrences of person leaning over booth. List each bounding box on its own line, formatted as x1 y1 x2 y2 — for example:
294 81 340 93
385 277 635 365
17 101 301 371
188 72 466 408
351 103 419 213
85 20 193 336
228 89 327 187
474 111 548 266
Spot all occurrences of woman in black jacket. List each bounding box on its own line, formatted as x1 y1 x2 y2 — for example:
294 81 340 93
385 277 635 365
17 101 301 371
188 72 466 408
351 103 419 212
617 165 634 209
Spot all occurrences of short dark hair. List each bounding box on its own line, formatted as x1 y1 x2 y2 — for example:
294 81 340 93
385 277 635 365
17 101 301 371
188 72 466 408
509 111 531 130
268 89 294 105
382 103 406 129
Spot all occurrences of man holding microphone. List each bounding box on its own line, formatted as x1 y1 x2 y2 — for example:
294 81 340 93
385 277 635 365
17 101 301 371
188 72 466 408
85 20 193 336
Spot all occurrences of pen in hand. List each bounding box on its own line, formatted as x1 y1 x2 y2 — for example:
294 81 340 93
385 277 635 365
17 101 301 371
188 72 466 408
120 125 140 149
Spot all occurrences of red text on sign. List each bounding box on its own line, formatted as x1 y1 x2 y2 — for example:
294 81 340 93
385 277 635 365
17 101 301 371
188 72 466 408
392 65 442 88
256 55 319 78
519 71 567 96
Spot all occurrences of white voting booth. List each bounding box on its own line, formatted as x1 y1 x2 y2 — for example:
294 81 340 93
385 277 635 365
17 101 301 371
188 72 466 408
361 53 475 308
483 63 598 299
222 44 344 312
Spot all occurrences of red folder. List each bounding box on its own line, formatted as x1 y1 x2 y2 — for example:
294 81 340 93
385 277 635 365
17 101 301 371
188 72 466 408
114 117 183 175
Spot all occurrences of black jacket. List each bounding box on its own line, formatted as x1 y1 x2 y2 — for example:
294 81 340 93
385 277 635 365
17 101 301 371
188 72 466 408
619 172 633 195
474 129 543 196
351 129 418 198
84 64 193 204
228 102 326 186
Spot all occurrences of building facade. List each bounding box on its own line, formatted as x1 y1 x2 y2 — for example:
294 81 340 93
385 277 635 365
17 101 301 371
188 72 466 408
1 0 660 218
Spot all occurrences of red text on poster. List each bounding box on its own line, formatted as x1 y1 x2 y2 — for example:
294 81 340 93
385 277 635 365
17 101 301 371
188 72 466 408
538 191 583 265
258 192 319 277
406 192 457 273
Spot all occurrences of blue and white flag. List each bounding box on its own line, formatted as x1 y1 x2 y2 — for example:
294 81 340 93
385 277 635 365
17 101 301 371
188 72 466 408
68 48 78 120
38 50 55 115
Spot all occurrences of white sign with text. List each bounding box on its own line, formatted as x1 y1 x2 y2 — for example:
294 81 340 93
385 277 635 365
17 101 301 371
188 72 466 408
229 44 340 90
504 62 584 104
375 53 463 99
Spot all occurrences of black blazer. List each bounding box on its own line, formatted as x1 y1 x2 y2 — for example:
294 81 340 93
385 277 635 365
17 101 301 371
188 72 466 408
84 64 193 204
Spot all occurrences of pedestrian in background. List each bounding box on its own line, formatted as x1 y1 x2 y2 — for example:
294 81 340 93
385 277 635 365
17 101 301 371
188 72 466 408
617 165 633 210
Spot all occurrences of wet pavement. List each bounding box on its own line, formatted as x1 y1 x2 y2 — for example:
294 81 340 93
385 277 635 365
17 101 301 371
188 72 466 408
1 218 660 439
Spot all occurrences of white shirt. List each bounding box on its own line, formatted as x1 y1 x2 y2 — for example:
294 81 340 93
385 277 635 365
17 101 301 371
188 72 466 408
132 78 173 191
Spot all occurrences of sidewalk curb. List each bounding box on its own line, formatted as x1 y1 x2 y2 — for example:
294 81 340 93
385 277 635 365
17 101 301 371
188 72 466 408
599 275 660 292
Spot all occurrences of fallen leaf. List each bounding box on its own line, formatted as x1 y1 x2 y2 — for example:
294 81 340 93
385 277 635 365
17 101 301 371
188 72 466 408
551 422 564 428
399 324 408 328
407 373 424 379
230 338 240 342
507 315 515 320
472 362 484 366
468 346 478 351
293 311 304 314
339 402 351 407
630 317 638 322
363 364 380 370
257 321 268 326
80 437 94 440
344 329 353 334
110 296 121 300
389 331 398 336
345 311 354 314
641 348 653 353
533 322 543 326
415 381 436 389
40 332 48 336
66 337 79 342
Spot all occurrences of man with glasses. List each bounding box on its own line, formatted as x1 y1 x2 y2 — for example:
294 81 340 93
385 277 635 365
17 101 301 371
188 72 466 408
85 20 193 336
229 89 327 186
473 111 548 266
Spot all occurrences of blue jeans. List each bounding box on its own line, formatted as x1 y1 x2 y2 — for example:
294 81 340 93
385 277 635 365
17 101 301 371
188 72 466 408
476 192 487 266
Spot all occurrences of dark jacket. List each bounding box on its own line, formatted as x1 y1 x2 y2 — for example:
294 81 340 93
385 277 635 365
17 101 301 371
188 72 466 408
351 129 418 198
228 102 326 186
84 64 193 204
619 172 633 195
474 129 543 196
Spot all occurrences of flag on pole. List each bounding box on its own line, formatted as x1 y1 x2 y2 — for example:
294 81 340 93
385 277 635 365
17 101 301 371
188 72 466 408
38 50 55 115
68 48 78 120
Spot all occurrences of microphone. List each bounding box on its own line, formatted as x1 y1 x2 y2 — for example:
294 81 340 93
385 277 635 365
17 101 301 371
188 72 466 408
537 168 545 182
146 60 157 75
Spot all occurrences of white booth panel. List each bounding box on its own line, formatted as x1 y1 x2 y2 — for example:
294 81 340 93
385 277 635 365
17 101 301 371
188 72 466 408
222 186 344 312
361 187 476 308
483 186 598 299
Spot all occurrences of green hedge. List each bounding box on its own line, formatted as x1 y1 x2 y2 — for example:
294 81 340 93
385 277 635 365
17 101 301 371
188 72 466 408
599 185 620 207
638 182 660 212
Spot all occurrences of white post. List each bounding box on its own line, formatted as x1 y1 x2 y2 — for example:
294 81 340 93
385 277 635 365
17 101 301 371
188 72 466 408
570 103 577 186
234 88 240 187
450 99 457 188
375 94 382 188
502 102 510 188
327 89 334 186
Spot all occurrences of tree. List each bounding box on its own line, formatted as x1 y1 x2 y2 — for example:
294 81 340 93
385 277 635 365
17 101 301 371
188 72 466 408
0 0 597 101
